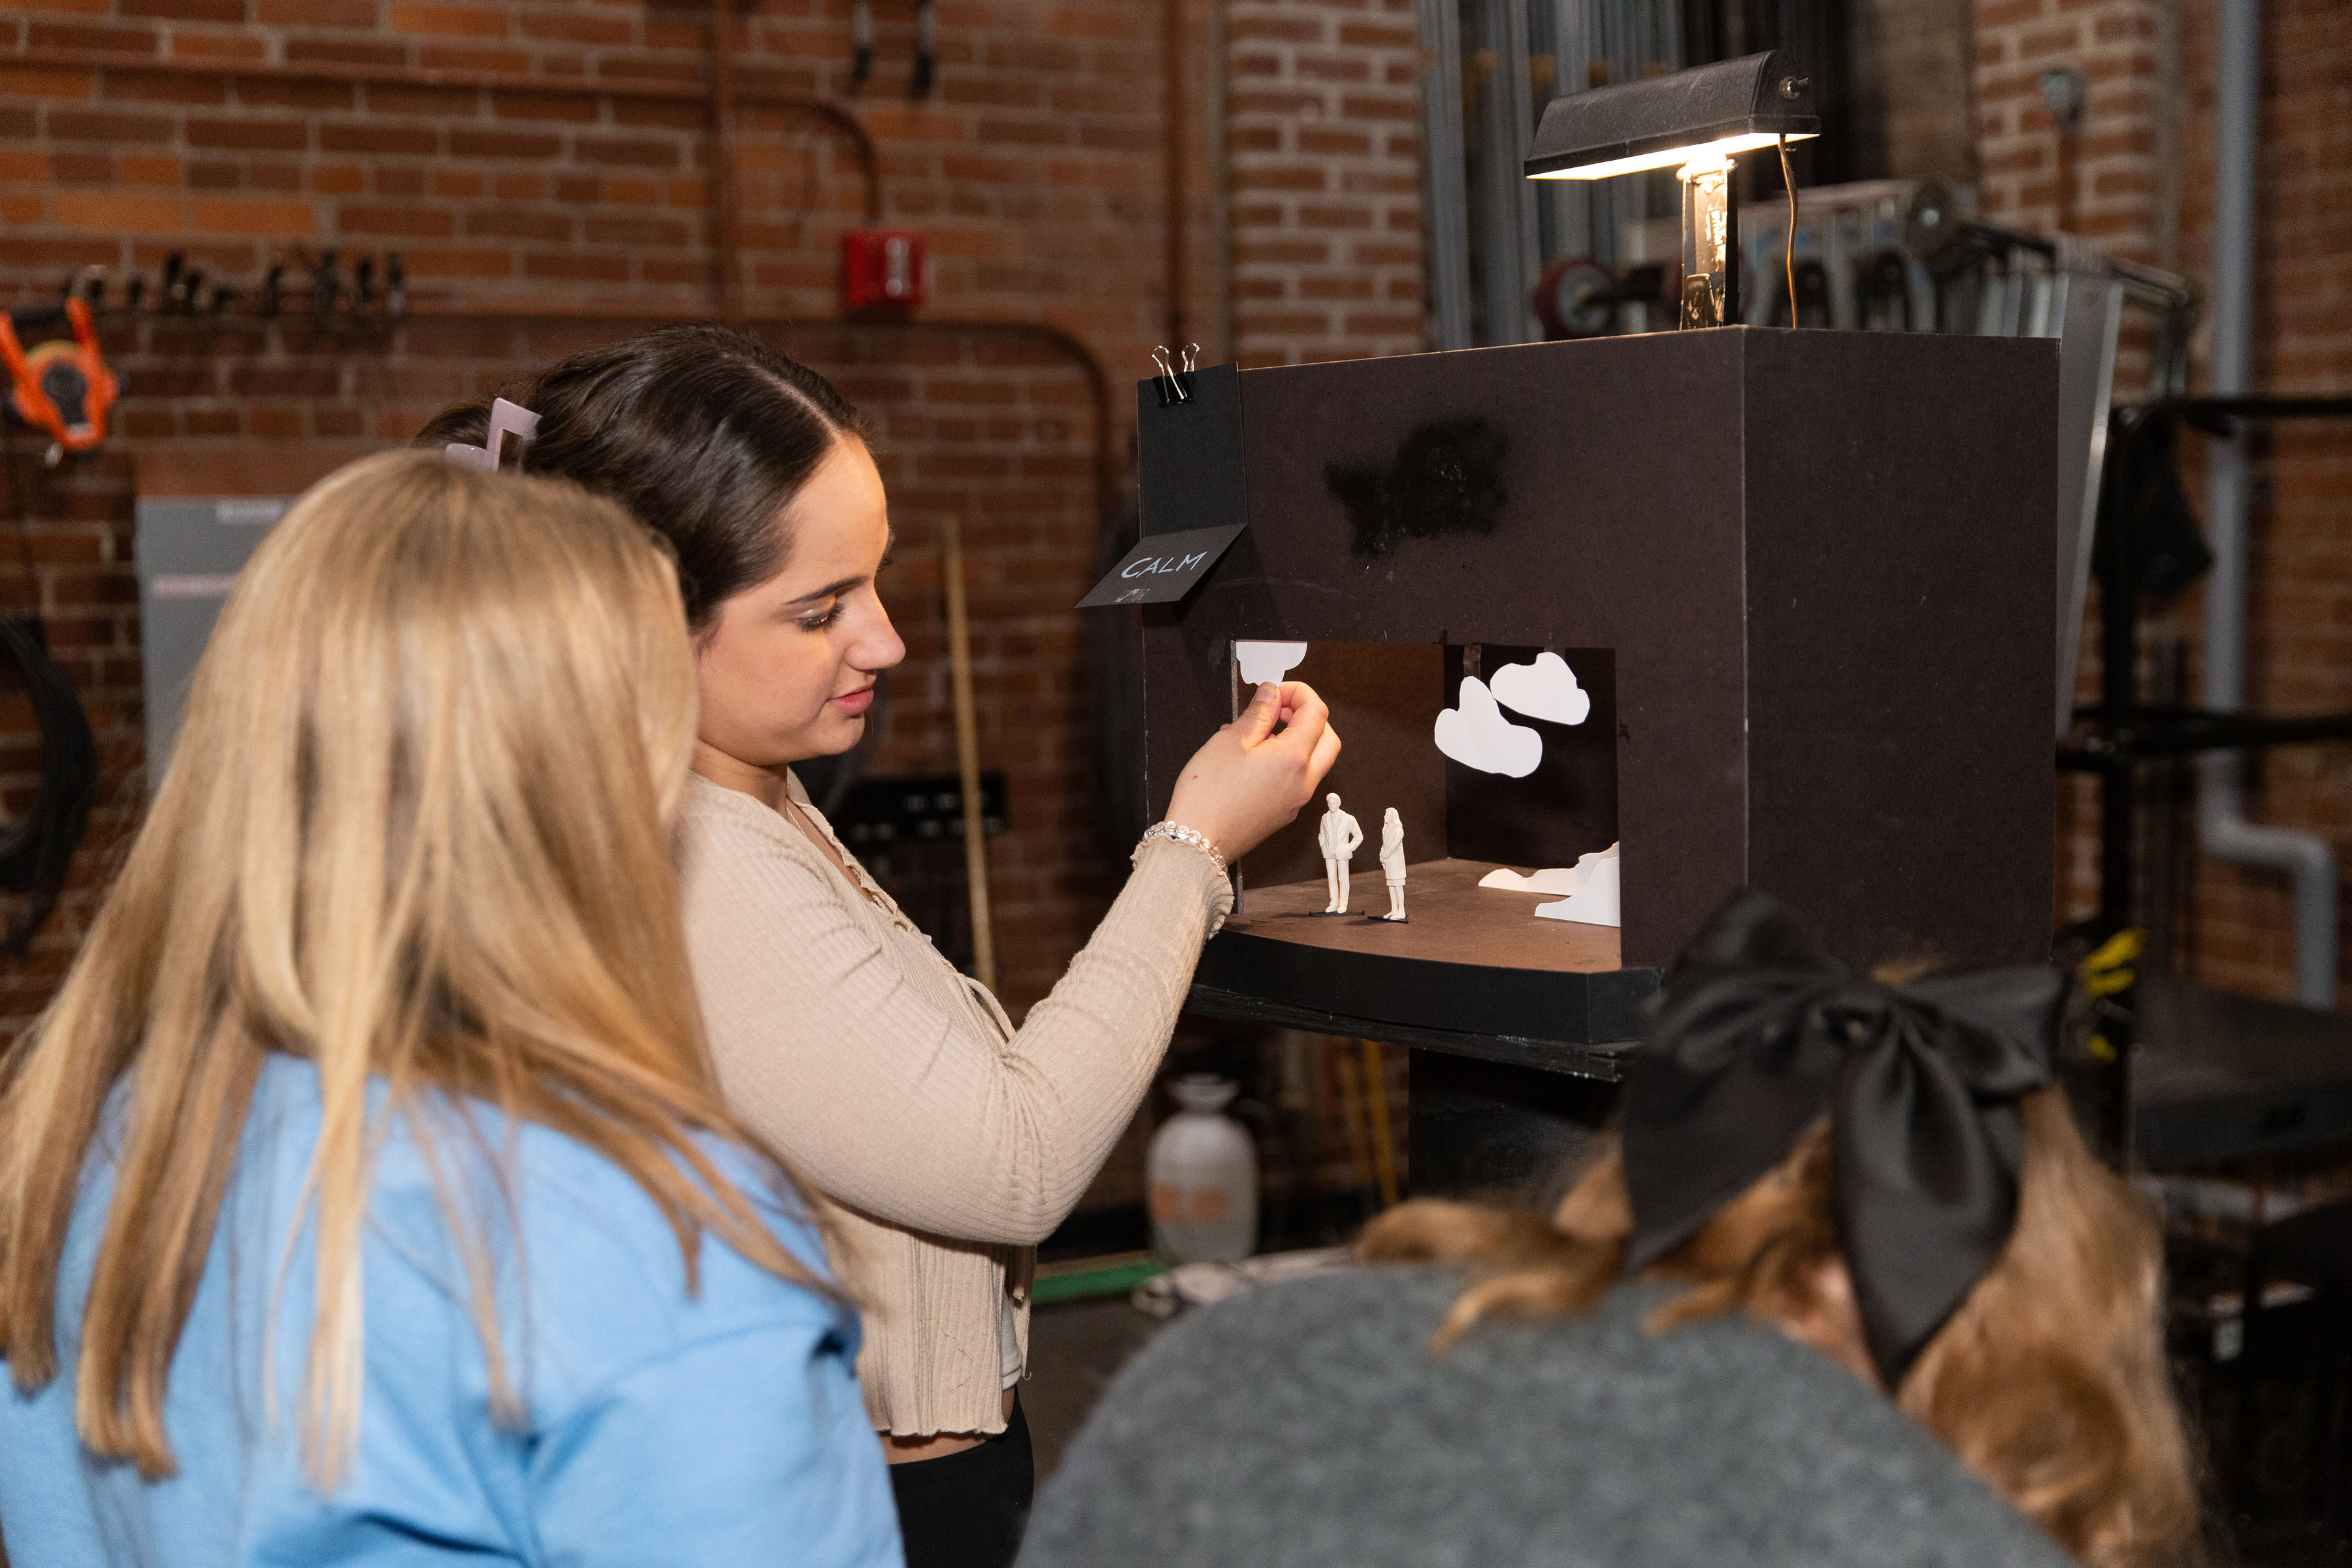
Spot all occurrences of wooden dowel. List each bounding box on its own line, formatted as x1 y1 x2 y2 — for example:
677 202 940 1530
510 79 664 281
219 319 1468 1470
941 518 998 994
1362 1039 1399 1210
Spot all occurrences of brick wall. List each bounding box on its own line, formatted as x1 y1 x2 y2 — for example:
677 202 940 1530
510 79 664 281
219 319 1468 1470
1974 0 2161 246
1978 0 2352 1000
0 0 1201 1036
0 1 1428 1214
1224 0 1424 367
1848 0 1981 184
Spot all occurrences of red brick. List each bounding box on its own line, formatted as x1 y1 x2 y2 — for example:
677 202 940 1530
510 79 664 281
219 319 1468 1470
385 2 506 36
120 0 249 20
338 203 451 237
447 127 562 160
44 109 173 144
189 196 316 235
320 122 437 155
186 116 311 152
284 36 409 66
25 21 162 55
52 190 182 232
253 0 376 23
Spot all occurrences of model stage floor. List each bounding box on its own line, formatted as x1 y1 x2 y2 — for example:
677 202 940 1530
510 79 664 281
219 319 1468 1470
1229 858 1622 973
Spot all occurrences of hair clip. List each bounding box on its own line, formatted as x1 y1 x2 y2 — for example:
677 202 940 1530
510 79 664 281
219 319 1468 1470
445 397 541 472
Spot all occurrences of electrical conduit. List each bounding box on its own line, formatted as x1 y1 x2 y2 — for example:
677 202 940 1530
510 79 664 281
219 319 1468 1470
2198 0 2338 1007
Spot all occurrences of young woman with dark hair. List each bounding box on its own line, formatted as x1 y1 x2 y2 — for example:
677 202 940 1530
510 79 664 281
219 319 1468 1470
421 326 1339 1568
1022 892 2202 1568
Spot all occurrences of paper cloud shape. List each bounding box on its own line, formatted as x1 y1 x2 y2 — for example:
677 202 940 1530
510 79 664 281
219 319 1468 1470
1536 843 1620 928
1235 640 1309 686
1434 676 1542 778
1478 864 1584 896
1490 651 1591 726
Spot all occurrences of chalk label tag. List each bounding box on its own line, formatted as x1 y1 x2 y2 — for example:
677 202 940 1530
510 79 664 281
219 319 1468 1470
1077 524 1247 608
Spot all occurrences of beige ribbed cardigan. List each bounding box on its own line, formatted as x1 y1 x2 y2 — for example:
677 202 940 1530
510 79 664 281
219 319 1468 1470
675 771 1232 1438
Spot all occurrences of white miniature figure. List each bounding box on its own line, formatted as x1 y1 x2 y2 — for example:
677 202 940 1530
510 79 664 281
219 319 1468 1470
1317 792 1363 914
1377 807 1407 921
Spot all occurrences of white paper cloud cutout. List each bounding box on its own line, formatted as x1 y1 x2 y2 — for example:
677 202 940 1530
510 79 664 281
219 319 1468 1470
1490 651 1591 726
1235 640 1309 685
1478 864 1583 895
1434 676 1542 777
1536 843 1620 927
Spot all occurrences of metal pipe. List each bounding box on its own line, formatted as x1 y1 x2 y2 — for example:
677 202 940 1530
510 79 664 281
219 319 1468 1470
710 0 745 323
6 44 883 223
2197 0 2337 1007
1164 0 1188 348
1207 0 1236 363
1416 0 1473 350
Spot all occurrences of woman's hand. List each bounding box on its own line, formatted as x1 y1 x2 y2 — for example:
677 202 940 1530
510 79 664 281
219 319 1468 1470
1164 681 1342 863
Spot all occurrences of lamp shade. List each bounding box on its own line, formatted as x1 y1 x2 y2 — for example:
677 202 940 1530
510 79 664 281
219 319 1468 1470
1524 51 1820 180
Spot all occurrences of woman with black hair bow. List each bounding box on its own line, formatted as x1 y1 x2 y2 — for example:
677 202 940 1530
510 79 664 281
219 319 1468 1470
1021 892 2200 1568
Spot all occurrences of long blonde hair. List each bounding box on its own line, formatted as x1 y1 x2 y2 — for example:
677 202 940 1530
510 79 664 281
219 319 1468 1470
1364 1089 2198 1568
0 450 825 1488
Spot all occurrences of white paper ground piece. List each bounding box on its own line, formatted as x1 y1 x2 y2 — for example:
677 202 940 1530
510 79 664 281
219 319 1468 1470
1478 865 1586 895
1490 651 1592 726
1433 676 1541 777
1536 845 1620 928
1235 640 1309 685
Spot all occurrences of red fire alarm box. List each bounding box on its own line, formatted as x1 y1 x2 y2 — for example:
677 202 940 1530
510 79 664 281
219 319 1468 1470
842 229 928 310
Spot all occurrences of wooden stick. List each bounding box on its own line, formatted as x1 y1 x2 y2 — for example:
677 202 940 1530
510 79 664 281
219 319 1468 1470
1362 1039 1399 1210
941 518 998 994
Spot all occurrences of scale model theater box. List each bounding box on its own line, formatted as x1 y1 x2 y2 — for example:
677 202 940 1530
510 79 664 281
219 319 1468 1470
1117 327 2059 1071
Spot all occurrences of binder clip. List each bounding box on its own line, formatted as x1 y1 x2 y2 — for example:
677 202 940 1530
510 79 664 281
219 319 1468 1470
1152 343 1201 408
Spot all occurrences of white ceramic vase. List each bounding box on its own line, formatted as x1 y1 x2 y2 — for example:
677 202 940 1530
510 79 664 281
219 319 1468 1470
1146 1074 1259 1264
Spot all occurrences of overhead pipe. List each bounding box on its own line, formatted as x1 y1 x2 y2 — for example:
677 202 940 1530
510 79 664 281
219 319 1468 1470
2198 0 2338 1007
5 46 883 224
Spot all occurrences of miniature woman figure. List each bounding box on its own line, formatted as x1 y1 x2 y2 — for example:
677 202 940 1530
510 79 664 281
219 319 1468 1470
1319 793 1364 913
417 328 1340 1568
1378 808 1407 921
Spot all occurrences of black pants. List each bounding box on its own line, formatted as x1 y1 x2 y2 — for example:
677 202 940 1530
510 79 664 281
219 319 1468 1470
888 1398 1034 1568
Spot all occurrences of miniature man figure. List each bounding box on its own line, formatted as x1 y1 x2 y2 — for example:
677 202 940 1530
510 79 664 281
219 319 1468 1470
1378 807 1407 921
1318 792 1363 913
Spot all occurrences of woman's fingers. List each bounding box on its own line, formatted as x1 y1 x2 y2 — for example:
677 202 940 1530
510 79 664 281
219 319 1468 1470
1270 681 1328 735
1305 721 1343 791
1232 682 1283 745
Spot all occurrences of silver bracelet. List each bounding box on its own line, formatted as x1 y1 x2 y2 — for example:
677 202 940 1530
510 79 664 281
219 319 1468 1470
1134 821 1228 877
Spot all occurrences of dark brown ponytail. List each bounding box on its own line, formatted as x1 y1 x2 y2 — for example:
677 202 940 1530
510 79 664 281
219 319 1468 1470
417 325 865 627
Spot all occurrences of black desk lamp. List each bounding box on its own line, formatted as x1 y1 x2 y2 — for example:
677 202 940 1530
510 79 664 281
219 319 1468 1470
1524 51 1819 330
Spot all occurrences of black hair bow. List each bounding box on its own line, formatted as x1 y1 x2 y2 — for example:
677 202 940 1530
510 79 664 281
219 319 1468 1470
1621 890 2062 1387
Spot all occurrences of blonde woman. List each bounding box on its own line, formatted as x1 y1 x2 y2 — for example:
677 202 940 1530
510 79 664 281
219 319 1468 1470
422 328 1339 1568
0 453 900 1565
1026 892 2200 1568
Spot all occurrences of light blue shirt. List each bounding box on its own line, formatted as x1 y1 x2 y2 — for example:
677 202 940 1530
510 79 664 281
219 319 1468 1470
0 1053 904 1567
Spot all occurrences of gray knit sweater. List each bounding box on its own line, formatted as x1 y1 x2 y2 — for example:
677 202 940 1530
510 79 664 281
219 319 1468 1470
1022 1267 2076 1568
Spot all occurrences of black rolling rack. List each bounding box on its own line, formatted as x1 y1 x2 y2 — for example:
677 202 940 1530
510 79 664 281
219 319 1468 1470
2061 395 2352 1171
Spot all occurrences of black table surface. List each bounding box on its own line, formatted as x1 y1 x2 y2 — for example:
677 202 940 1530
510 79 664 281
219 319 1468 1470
2134 972 2352 1171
